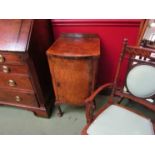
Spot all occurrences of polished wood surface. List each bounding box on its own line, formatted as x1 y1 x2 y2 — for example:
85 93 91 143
0 88 38 107
0 19 54 117
48 56 98 106
82 39 155 134
0 64 29 74
0 73 33 91
0 52 25 64
47 33 100 115
0 20 32 52
48 33 100 57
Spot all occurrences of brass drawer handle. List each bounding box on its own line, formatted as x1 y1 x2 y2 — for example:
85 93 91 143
2 65 10 73
0 54 5 63
8 79 16 87
15 96 22 102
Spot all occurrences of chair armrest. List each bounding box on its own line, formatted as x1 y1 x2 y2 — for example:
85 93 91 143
85 82 113 123
85 83 113 104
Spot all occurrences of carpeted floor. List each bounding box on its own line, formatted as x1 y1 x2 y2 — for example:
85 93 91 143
0 95 154 135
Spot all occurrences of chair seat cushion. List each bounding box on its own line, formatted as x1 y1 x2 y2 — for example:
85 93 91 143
87 105 154 135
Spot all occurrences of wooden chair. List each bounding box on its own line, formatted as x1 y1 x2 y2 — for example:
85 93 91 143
81 39 155 135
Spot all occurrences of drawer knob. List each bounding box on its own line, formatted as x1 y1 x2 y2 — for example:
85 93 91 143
8 80 16 87
0 54 5 63
15 96 22 102
2 65 10 73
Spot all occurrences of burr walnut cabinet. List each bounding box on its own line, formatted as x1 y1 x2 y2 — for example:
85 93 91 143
47 33 100 116
0 19 54 117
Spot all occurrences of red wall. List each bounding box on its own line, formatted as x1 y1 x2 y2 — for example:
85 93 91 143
50 19 141 86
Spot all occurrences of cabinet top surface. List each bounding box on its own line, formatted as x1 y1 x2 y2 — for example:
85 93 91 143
0 19 32 52
47 33 100 57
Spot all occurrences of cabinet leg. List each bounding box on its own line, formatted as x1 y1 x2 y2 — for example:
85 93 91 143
57 105 63 117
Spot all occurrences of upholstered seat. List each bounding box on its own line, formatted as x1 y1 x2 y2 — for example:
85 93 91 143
87 105 154 135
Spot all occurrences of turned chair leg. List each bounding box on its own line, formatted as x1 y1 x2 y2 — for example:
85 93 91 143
152 120 155 132
118 97 124 104
57 105 63 117
93 99 96 110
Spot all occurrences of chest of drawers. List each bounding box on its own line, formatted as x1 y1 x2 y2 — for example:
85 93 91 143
0 19 54 117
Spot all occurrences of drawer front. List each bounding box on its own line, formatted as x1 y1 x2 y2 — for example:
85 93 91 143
0 73 33 91
0 88 38 107
0 64 29 74
0 52 24 64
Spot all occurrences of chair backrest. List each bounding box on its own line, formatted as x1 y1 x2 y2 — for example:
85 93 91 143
111 39 155 112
